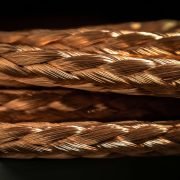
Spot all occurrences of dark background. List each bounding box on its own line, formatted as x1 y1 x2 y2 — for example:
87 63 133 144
0 1 179 180
1 157 180 180
0 0 179 30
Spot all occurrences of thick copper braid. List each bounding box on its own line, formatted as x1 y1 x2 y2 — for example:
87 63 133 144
0 21 179 158
0 121 180 158
0 89 179 122
0 33 179 96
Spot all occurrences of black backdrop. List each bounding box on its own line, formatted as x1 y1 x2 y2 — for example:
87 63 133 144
0 1 180 180
0 0 179 30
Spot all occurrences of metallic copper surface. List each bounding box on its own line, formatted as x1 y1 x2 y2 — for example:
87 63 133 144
0 89 179 122
0 20 179 158
0 39 179 96
0 21 179 97
0 121 180 158
0 20 179 46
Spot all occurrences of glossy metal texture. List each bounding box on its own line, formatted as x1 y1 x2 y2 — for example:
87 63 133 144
0 21 179 97
0 121 180 158
0 89 179 122
0 20 179 158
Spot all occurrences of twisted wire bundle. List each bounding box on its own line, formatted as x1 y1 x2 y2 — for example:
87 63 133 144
0 20 179 158
0 121 180 158
0 23 179 96
0 89 179 123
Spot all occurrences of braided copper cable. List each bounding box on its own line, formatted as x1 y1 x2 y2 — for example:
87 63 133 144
0 89 179 122
0 121 180 158
0 20 179 46
0 24 180 56
0 41 179 96
0 21 179 96
0 21 179 158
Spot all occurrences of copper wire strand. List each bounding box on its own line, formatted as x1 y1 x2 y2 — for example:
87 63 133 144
0 89 179 122
0 21 179 158
0 20 179 46
0 121 180 158
0 21 179 97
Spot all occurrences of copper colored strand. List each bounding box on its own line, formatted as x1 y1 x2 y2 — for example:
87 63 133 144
0 89 179 122
0 121 180 158
0 37 179 96
0 21 179 98
0 20 179 47
0 21 179 158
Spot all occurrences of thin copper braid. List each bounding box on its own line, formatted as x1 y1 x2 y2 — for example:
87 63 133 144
0 89 179 122
0 121 180 158
0 23 180 55
0 20 179 46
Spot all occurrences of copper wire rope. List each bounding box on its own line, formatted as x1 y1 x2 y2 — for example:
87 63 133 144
0 21 178 96
0 20 179 158
0 89 179 123
0 121 180 158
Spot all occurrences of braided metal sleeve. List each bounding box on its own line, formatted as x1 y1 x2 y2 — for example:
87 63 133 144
0 121 180 158
0 26 179 56
0 20 179 47
0 21 178 97
0 38 179 97
0 89 179 122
